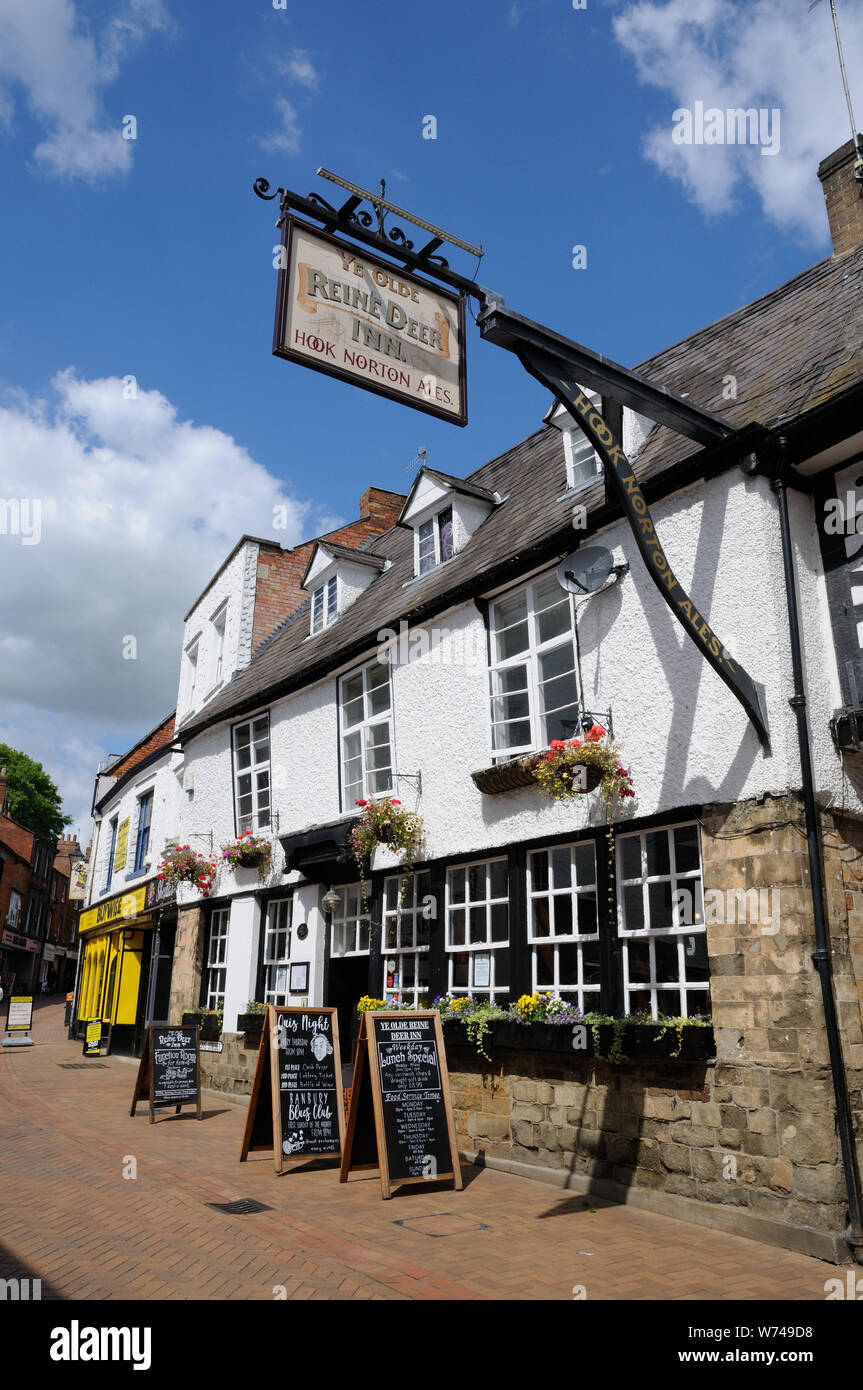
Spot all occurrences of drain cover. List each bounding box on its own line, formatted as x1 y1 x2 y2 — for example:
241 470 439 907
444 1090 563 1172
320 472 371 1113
205 1198 273 1216
392 1212 491 1238
59 1062 108 1069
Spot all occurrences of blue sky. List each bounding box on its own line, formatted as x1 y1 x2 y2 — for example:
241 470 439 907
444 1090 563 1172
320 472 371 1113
0 0 860 833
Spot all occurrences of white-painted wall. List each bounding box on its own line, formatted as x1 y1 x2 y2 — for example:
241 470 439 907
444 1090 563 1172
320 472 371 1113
112 456 856 1025
176 541 259 728
87 751 180 908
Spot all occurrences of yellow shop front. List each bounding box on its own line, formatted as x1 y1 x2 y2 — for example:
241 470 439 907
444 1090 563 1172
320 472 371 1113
77 885 152 1053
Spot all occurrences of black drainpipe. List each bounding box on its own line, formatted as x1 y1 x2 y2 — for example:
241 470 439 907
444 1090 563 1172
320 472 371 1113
772 438 863 1261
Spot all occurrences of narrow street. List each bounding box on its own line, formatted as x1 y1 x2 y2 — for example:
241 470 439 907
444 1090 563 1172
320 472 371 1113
0 1001 840 1302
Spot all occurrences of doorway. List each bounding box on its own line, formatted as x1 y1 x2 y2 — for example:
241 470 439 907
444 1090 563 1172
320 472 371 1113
327 956 370 1062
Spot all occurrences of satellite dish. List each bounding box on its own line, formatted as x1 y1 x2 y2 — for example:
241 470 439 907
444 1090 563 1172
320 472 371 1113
556 545 614 595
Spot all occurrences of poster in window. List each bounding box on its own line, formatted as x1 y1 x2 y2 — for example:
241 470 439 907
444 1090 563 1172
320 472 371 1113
474 952 491 989
289 962 309 994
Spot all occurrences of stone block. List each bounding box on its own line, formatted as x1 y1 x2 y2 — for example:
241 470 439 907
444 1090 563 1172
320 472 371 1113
658 1143 692 1174
741 1131 779 1157
534 1122 560 1152
778 1118 839 1166
510 1102 544 1123
512 1120 537 1149
793 1163 844 1204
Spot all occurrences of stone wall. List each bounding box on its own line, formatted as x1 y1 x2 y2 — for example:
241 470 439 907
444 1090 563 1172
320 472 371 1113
199 1032 261 1097
168 904 204 1024
448 794 863 1265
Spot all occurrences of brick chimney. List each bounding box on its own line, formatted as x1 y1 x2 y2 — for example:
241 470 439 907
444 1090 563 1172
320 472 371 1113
250 486 405 655
818 136 863 255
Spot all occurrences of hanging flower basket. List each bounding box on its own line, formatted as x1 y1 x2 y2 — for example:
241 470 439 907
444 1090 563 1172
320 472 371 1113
351 798 425 909
531 723 635 804
157 845 218 899
220 833 273 882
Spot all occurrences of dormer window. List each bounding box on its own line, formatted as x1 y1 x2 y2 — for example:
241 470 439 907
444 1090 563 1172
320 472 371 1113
416 506 454 575
311 575 338 635
564 428 602 490
398 467 498 580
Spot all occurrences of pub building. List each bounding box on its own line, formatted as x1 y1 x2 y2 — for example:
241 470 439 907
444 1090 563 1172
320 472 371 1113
81 140 863 1263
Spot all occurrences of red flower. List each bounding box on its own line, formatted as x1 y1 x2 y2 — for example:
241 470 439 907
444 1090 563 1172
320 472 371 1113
549 740 566 751
568 738 582 748
586 723 606 742
391 800 401 806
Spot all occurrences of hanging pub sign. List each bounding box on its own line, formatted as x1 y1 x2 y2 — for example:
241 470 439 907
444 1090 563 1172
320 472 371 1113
273 218 467 426
340 1011 462 1200
130 1025 202 1123
240 1005 345 1173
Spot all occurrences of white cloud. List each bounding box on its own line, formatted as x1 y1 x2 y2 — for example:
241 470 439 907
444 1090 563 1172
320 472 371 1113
0 0 168 181
613 0 863 241
262 96 302 155
0 370 330 831
280 49 320 91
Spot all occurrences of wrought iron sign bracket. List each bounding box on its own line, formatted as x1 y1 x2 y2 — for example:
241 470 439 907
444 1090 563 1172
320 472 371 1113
254 174 499 305
500 334 770 752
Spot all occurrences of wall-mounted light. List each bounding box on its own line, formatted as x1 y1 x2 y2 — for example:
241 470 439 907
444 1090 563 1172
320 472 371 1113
322 886 340 913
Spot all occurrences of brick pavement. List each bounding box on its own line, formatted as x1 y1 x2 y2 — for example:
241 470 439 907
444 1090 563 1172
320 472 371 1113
0 1000 844 1301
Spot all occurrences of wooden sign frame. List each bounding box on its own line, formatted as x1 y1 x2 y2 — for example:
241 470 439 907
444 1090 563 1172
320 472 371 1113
340 1010 463 1200
240 1005 345 1174
130 1025 202 1123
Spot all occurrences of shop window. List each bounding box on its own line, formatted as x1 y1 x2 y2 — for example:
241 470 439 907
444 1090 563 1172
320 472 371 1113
446 857 509 1001
339 659 393 807
261 898 292 1005
233 714 271 833
330 883 369 957
204 907 230 1011
382 871 431 1007
488 570 582 758
528 841 600 1012
616 822 709 1018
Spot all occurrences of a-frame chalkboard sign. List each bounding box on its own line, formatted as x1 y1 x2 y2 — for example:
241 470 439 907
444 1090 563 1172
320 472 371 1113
340 1010 463 1200
130 1025 202 1123
240 1005 345 1174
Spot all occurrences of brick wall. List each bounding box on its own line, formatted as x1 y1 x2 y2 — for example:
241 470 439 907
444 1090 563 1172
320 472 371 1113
107 714 176 782
250 487 404 654
819 137 863 257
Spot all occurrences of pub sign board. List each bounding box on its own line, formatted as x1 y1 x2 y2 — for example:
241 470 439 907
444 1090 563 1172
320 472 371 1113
240 1005 345 1174
273 217 467 426
130 1026 202 1124
340 1011 462 1200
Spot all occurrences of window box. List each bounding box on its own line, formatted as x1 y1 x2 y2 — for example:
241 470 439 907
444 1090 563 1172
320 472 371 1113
237 1012 266 1044
471 755 602 796
441 1016 714 1062
182 1010 221 1041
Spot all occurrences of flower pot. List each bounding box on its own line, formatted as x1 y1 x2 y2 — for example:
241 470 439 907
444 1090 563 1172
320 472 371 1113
183 1011 221 1041
625 1024 715 1062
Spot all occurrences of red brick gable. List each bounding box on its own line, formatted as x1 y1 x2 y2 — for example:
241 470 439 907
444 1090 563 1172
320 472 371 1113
251 486 404 655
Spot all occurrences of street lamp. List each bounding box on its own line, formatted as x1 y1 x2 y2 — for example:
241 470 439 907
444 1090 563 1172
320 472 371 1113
322 886 340 913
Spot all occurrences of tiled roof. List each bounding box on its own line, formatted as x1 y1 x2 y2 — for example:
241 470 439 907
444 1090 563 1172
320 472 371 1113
179 245 863 739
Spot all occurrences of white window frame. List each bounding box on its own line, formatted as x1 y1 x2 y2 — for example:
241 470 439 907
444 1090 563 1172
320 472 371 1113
527 840 600 1012
311 575 339 635
488 570 582 759
382 871 431 1007
210 602 227 686
205 907 230 1011
330 883 370 957
262 897 292 1005
232 713 271 834
339 658 394 807
414 505 454 577
183 636 200 713
616 821 708 1019
445 857 509 1001
563 427 602 491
